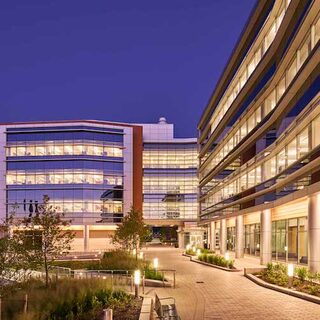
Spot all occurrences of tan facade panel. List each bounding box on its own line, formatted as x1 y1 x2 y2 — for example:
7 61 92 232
272 198 308 220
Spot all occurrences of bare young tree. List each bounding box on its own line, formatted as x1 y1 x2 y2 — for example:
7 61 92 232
23 195 75 287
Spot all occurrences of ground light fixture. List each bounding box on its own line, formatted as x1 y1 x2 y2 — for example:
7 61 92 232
134 270 141 298
153 257 159 270
196 249 201 257
288 263 294 288
192 246 196 253
186 244 191 251
132 248 137 256
139 252 144 259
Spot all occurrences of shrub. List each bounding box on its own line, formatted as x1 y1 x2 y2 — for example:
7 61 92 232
296 267 308 282
262 263 288 287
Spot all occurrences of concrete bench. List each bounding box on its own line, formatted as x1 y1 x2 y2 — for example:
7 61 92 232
154 293 180 320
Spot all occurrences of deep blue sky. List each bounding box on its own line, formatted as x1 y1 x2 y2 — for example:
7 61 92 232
0 0 256 137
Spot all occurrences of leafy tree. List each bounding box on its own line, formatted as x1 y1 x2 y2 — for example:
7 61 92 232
0 206 38 293
113 207 151 259
23 195 75 287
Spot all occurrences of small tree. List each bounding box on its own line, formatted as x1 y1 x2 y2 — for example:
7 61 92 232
0 209 38 292
23 195 75 287
113 207 150 259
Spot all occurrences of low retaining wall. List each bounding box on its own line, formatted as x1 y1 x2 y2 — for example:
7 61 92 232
245 273 320 305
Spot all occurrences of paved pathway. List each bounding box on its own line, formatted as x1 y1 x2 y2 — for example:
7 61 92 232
142 247 320 320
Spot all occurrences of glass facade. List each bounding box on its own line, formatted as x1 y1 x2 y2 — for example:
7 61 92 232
6 125 125 224
272 217 308 264
143 142 198 220
244 224 260 256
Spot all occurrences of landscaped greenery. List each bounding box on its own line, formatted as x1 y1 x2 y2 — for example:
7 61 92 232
51 250 165 281
259 263 320 297
2 278 141 320
185 248 214 256
198 253 235 269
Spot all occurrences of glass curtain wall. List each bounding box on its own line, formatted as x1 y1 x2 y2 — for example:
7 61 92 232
272 217 308 264
227 227 236 251
244 223 260 256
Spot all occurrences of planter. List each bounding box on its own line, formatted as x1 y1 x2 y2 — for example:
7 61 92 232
190 257 241 272
144 278 171 287
245 273 320 305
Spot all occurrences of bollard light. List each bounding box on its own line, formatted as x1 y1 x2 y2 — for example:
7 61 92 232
288 263 294 277
288 263 294 288
196 249 201 257
132 248 137 256
139 252 144 259
153 257 159 270
134 270 141 285
134 270 141 298
186 244 191 251
192 246 196 253
225 252 230 261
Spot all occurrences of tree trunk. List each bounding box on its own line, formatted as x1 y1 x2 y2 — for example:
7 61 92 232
44 253 49 287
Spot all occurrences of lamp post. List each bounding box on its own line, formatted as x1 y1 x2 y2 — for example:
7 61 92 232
134 270 141 299
288 263 294 288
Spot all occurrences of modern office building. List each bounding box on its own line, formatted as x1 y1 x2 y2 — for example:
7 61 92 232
198 0 320 271
0 120 143 251
141 118 203 248
0 118 201 251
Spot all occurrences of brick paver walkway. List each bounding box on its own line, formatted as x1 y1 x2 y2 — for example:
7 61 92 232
142 247 320 320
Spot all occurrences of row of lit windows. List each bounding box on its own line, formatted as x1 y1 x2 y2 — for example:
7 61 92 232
143 152 197 169
201 113 320 211
11 200 123 214
6 170 123 186
208 0 289 137
143 185 197 194
201 14 320 178
6 142 123 158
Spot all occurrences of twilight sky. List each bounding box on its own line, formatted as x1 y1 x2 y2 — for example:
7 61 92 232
0 0 256 137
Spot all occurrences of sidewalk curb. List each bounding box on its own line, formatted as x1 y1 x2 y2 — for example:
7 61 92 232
245 273 320 305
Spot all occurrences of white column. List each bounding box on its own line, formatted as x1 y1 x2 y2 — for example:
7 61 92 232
260 209 272 265
308 194 320 272
178 231 184 249
220 219 227 255
210 221 215 251
84 225 89 252
235 215 244 258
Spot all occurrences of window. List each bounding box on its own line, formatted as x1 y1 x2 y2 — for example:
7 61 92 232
299 35 311 68
277 148 286 173
312 115 320 147
264 90 276 115
287 138 297 166
297 128 309 158
264 157 276 180
264 22 276 51
287 57 297 85
247 114 256 133
277 77 286 100
314 16 320 46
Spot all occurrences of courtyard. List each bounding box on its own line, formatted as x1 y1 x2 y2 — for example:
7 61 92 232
143 247 320 320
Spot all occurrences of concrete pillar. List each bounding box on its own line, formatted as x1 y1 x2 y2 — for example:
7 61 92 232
260 209 272 265
178 231 184 248
210 221 215 251
84 225 89 252
308 194 320 272
220 219 227 255
235 215 244 258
